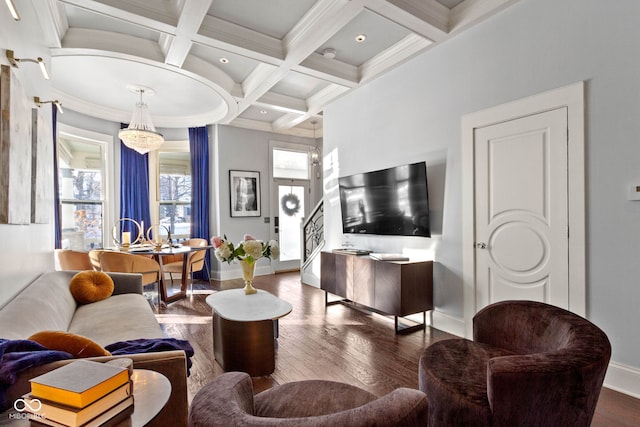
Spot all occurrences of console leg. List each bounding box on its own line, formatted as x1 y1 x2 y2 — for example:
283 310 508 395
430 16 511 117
395 312 427 334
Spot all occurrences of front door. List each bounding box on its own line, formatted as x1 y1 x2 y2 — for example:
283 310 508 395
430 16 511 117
271 180 309 272
473 108 569 310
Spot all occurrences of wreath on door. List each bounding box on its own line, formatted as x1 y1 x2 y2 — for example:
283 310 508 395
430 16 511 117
281 193 301 216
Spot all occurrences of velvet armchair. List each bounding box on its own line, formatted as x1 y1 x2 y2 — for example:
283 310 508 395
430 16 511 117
189 372 429 426
419 300 611 427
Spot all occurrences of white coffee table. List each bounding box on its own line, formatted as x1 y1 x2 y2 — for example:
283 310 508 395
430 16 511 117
206 289 292 376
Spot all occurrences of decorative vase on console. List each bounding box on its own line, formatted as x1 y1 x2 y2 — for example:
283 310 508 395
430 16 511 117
211 234 280 295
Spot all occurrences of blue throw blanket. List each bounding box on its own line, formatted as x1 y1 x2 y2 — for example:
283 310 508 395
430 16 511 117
0 339 72 410
105 337 194 375
0 337 194 411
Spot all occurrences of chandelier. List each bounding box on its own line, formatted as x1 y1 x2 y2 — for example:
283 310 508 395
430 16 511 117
310 120 321 167
118 86 164 155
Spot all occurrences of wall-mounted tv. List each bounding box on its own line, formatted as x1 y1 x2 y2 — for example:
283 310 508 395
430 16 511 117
339 161 430 237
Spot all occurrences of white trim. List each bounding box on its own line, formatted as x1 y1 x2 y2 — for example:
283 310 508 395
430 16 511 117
461 81 585 338
604 361 640 399
431 310 465 337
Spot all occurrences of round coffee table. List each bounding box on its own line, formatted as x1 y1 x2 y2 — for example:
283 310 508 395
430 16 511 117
206 289 292 376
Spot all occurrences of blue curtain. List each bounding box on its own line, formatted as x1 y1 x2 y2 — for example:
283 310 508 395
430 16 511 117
120 124 151 240
189 126 210 279
52 107 61 248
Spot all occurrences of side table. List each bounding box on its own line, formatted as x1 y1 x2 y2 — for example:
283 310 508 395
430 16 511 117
0 369 171 427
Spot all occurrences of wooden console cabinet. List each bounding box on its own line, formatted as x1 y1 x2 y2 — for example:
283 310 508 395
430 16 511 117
320 251 433 333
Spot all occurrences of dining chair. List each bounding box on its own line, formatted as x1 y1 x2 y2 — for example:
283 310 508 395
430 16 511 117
54 249 94 271
98 251 163 308
162 238 210 295
88 249 107 271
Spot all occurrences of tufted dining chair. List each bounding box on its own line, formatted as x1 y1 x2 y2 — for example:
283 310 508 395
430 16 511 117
418 300 611 427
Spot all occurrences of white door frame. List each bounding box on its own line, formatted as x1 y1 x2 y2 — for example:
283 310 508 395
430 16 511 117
461 82 585 338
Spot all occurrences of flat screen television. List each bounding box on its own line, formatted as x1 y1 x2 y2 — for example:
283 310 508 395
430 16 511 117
339 161 430 237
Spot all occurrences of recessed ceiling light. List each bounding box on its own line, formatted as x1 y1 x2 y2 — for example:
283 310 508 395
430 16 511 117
322 48 336 59
260 109 268 115
219 57 229 64
355 34 366 43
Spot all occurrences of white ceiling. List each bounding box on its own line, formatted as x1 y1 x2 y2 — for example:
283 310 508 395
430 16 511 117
2 0 518 137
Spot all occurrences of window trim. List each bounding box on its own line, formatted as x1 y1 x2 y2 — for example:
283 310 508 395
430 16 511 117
57 123 113 249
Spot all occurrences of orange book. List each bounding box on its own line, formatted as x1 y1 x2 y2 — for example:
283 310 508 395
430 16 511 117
29 360 130 408
23 381 132 426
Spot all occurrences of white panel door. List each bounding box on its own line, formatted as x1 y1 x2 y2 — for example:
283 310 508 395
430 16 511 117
474 108 568 309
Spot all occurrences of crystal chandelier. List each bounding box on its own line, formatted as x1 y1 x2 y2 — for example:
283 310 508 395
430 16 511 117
118 87 164 155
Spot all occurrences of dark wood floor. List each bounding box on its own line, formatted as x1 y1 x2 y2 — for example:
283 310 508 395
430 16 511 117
157 271 640 426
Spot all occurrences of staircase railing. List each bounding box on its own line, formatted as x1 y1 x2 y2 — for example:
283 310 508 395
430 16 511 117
301 198 324 267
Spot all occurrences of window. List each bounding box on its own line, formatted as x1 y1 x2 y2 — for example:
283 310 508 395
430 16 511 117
272 149 310 179
155 149 191 240
57 134 106 250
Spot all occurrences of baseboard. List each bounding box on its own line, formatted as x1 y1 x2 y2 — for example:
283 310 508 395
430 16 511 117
430 309 465 337
604 361 640 398
213 265 274 281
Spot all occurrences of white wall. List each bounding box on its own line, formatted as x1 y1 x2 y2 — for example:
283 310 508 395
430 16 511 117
324 0 640 390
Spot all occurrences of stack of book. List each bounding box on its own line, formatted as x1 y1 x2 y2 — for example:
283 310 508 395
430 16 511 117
23 359 134 427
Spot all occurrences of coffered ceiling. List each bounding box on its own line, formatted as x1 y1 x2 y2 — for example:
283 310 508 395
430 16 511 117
2 0 518 137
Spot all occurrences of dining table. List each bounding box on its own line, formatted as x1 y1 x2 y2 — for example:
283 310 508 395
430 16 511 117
127 244 211 303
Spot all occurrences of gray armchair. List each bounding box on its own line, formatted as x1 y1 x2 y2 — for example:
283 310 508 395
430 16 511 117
189 372 429 426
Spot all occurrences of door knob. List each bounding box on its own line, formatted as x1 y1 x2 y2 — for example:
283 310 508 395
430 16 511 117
475 242 487 249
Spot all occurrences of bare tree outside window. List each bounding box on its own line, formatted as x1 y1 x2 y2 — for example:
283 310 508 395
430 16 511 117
58 137 105 250
159 151 191 239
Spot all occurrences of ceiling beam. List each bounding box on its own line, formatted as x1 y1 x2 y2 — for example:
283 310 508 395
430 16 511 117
162 0 212 68
450 0 521 33
58 0 178 33
235 0 365 118
366 0 450 41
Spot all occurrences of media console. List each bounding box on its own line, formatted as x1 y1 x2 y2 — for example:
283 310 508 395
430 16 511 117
320 251 433 334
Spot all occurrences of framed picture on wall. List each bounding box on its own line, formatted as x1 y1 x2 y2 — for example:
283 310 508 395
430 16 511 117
229 170 261 217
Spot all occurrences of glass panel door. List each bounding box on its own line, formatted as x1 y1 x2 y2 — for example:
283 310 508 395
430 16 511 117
272 181 308 271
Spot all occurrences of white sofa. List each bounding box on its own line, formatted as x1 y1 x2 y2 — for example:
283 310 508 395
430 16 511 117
0 270 188 427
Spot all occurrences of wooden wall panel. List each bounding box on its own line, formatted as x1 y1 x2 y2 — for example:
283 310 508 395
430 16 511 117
0 65 32 224
31 106 53 224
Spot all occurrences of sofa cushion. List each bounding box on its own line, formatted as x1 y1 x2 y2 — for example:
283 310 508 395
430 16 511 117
28 330 111 358
68 294 164 347
0 272 77 340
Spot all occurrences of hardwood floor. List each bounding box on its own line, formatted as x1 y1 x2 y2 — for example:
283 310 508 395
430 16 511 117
157 272 640 426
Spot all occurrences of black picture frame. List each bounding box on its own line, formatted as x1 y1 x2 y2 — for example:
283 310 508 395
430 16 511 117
229 170 261 217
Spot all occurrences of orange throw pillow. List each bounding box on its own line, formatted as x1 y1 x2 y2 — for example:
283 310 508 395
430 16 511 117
28 331 111 358
69 271 114 304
